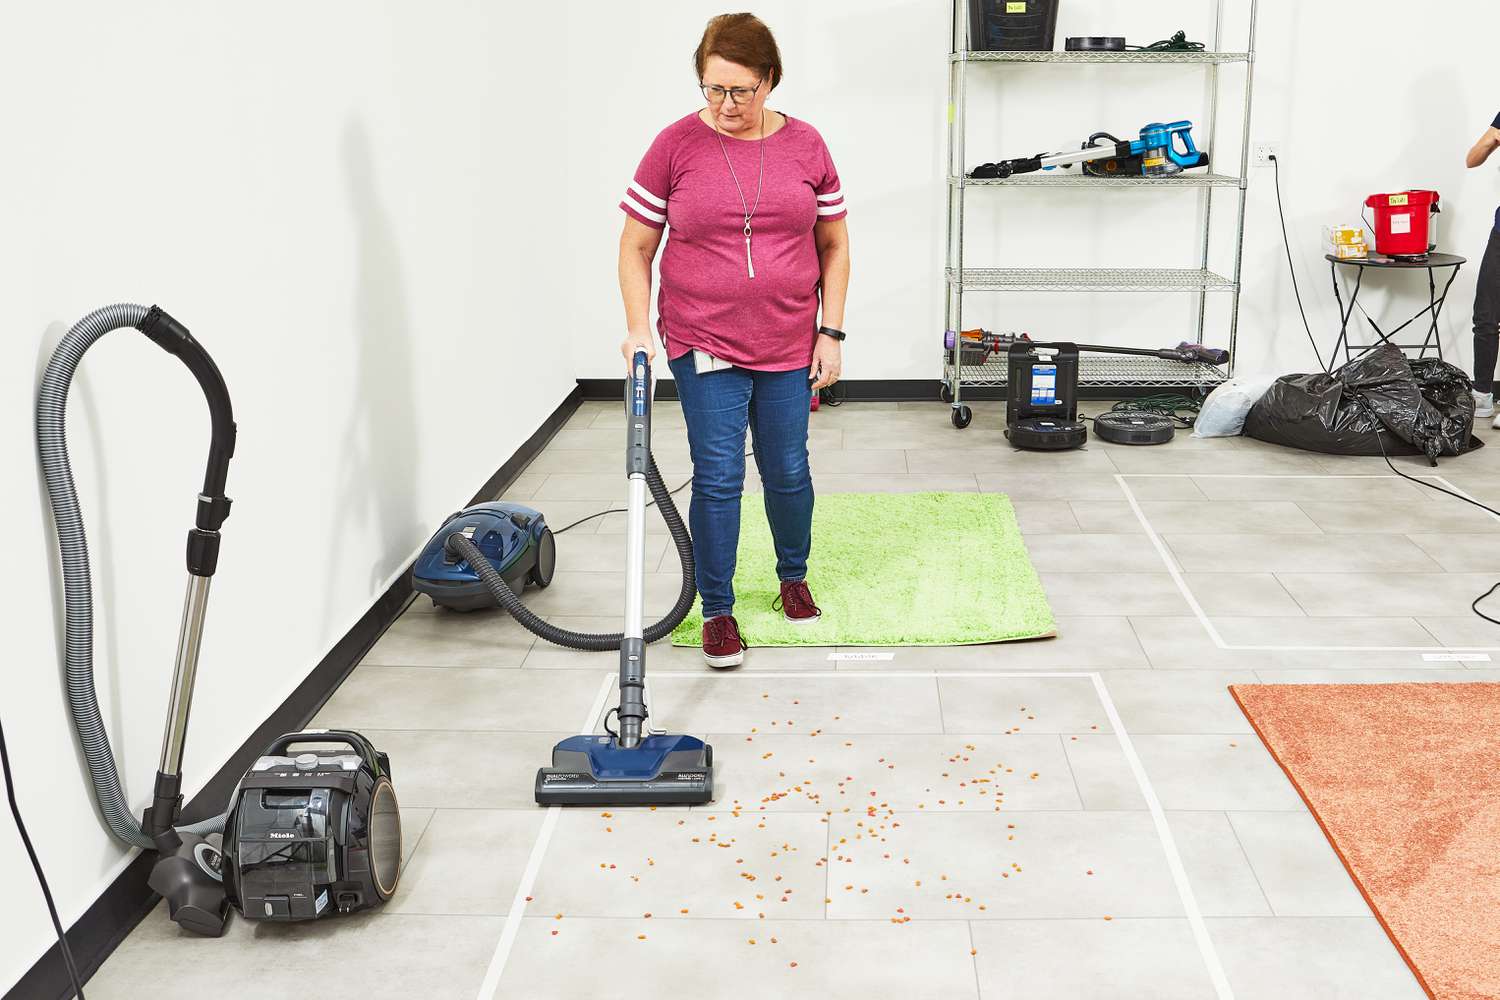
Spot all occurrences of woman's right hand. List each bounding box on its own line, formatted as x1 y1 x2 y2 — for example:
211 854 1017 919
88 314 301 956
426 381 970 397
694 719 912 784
621 329 657 371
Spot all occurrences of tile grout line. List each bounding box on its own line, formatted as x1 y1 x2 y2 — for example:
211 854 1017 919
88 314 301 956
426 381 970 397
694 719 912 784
1220 811 1277 917
474 671 614 1000
401 809 439 871
966 920 982 999
1055 733 1087 810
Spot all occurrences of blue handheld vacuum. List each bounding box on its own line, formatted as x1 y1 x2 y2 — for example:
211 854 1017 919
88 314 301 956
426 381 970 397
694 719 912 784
971 120 1209 179
412 351 712 806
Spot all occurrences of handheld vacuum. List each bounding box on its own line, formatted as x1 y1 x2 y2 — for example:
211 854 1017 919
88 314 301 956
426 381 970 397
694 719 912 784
971 120 1209 179
38 304 401 937
413 351 713 806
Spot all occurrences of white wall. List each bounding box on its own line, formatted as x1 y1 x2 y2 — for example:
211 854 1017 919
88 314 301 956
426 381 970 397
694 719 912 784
1 2 570 991
565 0 1500 383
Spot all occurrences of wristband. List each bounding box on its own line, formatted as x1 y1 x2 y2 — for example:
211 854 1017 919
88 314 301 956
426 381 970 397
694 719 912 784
818 325 846 341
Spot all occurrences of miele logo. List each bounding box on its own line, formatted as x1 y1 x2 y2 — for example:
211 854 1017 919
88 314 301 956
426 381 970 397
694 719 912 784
268 832 296 839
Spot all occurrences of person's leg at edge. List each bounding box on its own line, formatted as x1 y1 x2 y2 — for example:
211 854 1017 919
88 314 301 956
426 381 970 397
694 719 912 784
748 366 817 620
668 354 752 659
1472 226 1500 420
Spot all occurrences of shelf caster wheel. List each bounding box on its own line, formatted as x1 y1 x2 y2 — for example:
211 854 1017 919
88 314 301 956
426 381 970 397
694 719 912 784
940 383 954 404
951 404 972 429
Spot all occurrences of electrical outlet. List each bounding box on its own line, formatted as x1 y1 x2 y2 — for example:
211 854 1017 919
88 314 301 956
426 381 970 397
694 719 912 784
1253 143 1280 167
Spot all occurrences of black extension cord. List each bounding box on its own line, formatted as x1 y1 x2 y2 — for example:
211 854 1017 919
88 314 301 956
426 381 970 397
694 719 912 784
1 712 86 999
1274 156 1499 626
1270 154 1330 374
1359 407 1500 626
1128 30 1204 52
550 450 754 536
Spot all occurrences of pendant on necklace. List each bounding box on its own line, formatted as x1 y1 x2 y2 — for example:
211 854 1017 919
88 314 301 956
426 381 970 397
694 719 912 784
744 221 755 279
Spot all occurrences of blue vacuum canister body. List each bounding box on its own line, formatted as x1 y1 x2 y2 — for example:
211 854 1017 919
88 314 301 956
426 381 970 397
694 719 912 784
411 502 555 611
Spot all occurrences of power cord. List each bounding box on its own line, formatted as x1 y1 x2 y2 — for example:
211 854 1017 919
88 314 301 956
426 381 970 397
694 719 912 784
1105 394 1203 427
550 450 754 536
1270 153 1330 373
1129 31 1204 51
1355 395 1500 625
1270 153 1495 624
1 712 86 999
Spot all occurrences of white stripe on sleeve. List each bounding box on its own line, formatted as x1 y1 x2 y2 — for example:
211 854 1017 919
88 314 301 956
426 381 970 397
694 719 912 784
625 191 666 224
628 181 667 209
817 203 846 216
816 188 842 203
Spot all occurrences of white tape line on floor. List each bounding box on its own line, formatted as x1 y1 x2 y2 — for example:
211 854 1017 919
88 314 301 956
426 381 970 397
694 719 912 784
1116 472 1500 653
475 671 613 1000
474 669 1232 998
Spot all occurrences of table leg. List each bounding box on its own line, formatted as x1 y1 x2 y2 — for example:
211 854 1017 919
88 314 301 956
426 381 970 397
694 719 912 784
1425 263 1462 361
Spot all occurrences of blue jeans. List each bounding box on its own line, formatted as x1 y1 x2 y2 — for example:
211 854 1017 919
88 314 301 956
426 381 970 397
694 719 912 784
667 354 814 619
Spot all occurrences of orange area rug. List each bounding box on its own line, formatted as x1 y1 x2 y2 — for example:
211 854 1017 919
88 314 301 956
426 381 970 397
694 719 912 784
1230 682 1500 1000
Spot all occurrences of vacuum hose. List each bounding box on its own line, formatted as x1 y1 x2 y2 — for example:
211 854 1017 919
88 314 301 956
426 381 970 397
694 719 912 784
446 455 696 650
37 304 230 850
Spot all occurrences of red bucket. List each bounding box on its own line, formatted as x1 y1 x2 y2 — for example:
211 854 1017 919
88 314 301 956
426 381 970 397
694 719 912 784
1363 190 1440 259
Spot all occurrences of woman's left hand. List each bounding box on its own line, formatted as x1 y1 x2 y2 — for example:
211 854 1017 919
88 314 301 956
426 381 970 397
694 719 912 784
810 336 842 391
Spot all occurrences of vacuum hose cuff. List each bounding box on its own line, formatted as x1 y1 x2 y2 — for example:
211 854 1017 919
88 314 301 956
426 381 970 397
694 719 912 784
447 455 696 651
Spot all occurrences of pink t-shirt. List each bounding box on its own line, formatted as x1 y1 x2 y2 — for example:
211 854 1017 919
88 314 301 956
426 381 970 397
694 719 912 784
620 111 847 371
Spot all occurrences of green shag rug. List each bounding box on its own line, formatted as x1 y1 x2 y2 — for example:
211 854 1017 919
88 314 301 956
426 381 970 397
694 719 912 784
670 492 1056 647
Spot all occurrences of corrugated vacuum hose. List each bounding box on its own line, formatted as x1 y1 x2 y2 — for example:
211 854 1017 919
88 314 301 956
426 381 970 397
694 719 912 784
446 455 696 650
37 303 236 851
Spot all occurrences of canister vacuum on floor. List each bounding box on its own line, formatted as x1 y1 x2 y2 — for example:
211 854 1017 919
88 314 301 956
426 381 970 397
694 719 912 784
412 351 713 806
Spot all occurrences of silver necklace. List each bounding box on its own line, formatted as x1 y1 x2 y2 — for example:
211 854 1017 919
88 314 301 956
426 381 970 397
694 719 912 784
711 109 766 278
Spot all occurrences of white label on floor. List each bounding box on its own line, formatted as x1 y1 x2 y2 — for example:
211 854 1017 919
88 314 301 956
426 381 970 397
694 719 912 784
826 651 896 661
1422 652 1491 662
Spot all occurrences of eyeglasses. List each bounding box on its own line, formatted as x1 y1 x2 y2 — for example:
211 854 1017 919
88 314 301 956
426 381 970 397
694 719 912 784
701 80 762 106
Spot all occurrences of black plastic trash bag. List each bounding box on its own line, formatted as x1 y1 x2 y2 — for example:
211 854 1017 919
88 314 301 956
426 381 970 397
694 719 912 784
1243 344 1482 461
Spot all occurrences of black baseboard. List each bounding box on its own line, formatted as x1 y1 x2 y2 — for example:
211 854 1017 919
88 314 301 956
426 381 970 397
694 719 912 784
576 377 1213 403
10 385 583 1000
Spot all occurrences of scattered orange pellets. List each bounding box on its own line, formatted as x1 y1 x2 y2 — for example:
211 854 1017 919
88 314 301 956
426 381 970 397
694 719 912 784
551 930 558 936
789 962 798 968
637 934 647 940
525 895 533 902
643 912 652 918
1103 915 1113 921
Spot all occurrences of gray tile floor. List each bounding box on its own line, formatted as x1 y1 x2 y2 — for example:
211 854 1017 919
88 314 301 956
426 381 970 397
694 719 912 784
90 398 1500 999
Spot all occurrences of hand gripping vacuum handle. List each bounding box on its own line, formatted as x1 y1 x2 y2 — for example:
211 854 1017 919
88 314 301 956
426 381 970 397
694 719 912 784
618 350 652 748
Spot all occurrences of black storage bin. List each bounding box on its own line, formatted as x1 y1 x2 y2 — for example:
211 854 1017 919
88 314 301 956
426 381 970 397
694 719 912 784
968 0 1059 52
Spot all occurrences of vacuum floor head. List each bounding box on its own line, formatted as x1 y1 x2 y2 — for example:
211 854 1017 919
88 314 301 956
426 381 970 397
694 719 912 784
536 734 713 806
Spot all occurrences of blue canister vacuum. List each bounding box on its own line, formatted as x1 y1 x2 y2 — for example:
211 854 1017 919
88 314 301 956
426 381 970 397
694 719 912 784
411 352 712 806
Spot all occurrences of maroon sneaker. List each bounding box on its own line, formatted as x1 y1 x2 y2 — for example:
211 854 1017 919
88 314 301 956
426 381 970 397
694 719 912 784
702 615 746 669
775 580 822 624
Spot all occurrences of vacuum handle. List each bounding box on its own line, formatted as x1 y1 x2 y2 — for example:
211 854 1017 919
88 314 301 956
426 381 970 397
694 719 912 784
625 351 651 477
138 305 237 577
263 729 389 778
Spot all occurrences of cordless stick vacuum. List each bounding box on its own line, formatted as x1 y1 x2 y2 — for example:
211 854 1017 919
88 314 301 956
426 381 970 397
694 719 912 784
432 352 712 806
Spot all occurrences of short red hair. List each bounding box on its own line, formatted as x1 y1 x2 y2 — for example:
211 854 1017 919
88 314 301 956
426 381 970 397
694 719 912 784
694 13 783 88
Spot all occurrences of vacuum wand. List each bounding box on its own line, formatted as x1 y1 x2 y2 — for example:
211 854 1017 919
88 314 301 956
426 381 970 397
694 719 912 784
617 351 652 749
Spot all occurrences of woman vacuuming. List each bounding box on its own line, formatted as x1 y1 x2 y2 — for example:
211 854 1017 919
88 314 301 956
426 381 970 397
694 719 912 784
618 13 851 668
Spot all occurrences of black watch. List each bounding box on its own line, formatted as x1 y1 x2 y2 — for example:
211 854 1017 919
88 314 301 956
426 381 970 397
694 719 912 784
818 325 846 341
